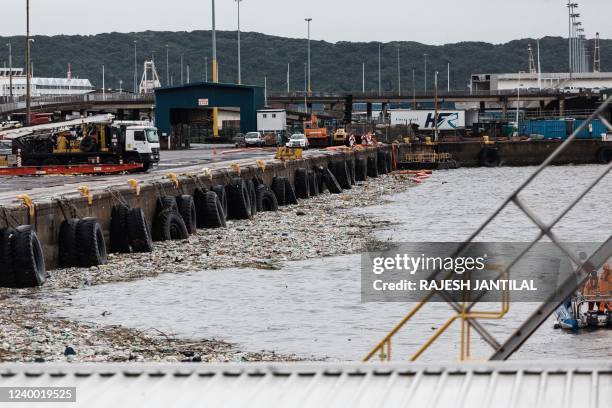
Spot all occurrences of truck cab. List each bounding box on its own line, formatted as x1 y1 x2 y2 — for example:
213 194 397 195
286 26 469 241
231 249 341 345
121 125 160 170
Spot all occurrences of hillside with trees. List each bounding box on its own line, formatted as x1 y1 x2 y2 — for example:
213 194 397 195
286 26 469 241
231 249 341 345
1 30 609 93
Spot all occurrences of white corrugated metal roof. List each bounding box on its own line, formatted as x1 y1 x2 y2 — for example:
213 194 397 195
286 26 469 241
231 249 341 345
0 361 609 408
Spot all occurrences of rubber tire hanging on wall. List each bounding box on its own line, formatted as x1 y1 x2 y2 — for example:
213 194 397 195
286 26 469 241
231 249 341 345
596 147 612 164
377 151 388 175
176 195 197 234
271 177 287 206
212 185 229 221
153 210 189 241
127 208 153 253
193 188 208 228
308 171 320 196
324 167 343 194
227 178 252 219
76 218 108 267
355 157 368 181
284 178 299 205
0 228 15 288
294 168 311 199
333 161 352 190
58 218 80 267
316 167 327 193
348 158 356 185
11 225 46 288
200 191 227 228
110 204 131 253
367 156 379 178
256 185 279 212
157 196 178 214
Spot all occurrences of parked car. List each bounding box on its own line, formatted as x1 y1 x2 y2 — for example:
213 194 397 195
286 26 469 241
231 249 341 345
286 133 309 149
244 132 265 147
233 133 246 148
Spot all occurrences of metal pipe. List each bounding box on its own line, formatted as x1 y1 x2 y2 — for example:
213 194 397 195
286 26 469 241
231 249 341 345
305 18 312 94
236 0 242 84
134 41 137 93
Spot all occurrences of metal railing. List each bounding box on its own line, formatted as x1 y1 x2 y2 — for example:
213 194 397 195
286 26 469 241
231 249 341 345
0 93 154 114
269 89 567 100
365 96 612 362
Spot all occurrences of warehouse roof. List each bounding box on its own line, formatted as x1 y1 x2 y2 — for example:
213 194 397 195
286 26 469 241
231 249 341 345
0 361 609 407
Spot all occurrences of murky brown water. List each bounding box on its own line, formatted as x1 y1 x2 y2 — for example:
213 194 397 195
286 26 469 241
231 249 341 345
45 165 612 361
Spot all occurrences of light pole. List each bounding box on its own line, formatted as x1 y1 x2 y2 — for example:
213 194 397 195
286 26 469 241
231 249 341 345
180 54 184 84
166 44 169 85
205 56 208 82
397 47 401 96
434 71 439 141
119 79 123 94
287 62 290 92
236 0 243 84
447 62 450 92
133 40 138 93
423 53 428 93
6 42 12 99
212 0 219 136
515 71 525 136
412 68 416 109
305 18 312 94
362 62 365 93
102 65 105 99
26 0 31 124
378 43 381 96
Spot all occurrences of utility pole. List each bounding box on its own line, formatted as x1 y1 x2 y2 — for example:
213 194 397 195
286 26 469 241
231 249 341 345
362 62 365 93
423 53 428 93
378 43 381 96
264 76 267 107
594 32 601 73
287 62 290 92
434 71 439 141
304 62 307 113
412 68 416 109
305 18 312 94
236 0 243 84
133 40 138 93
447 62 450 92
205 56 208 81
166 44 169 85
187 65 190 83
6 42 13 98
212 0 219 136
180 54 184 84
102 65 105 99
515 71 524 136
26 0 31 125
397 47 401 96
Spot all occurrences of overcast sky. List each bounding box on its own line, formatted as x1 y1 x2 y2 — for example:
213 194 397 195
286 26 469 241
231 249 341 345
1 0 611 44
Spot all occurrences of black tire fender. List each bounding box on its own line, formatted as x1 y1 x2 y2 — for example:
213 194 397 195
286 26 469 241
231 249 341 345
58 218 80 267
110 204 131 253
176 195 197 234
11 225 46 288
0 228 16 287
596 147 612 164
201 191 227 228
271 177 287 206
227 177 252 219
153 210 189 241
367 156 379 178
284 178 298 205
294 168 311 199
479 147 501 167
355 157 368 181
324 167 343 194
247 179 258 216
212 185 228 220
256 185 279 212
76 218 108 267
127 208 153 252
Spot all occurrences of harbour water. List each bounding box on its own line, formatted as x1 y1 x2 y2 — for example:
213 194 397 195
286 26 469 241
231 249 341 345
44 165 612 361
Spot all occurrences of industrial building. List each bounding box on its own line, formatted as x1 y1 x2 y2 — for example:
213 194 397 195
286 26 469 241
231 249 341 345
155 82 265 141
0 67 94 97
471 71 612 92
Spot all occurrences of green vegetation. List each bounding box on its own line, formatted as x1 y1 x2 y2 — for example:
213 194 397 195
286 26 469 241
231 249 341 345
1 31 609 92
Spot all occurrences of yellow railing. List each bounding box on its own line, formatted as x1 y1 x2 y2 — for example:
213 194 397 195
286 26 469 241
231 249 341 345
363 264 509 362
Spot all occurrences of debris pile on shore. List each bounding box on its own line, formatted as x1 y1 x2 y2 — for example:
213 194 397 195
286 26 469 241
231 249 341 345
0 172 418 363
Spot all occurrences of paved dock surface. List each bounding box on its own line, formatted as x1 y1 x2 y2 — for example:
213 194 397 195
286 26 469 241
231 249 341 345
0 145 332 205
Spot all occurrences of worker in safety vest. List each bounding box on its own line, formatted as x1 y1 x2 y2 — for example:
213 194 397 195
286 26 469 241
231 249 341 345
366 132 373 145
348 133 356 147
360 133 367 145
583 273 599 311
598 264 611 313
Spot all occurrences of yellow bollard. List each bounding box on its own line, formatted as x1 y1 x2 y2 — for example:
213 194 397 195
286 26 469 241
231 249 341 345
77 186 93 205
127 179 141 196
166 173 179 189
16 194 35 218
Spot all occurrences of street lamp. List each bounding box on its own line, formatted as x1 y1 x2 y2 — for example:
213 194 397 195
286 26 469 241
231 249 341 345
236 0 243 84
423 53 428 93
434 71 439 141
166 44 169 85
305 18 312 94
6 42 12 99
133 40 138 93
515 71 525 136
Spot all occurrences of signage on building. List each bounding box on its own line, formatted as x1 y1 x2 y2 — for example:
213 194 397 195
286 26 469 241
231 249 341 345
198 98 209 106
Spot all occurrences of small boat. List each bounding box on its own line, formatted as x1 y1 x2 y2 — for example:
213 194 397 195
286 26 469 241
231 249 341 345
554 294 612 330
